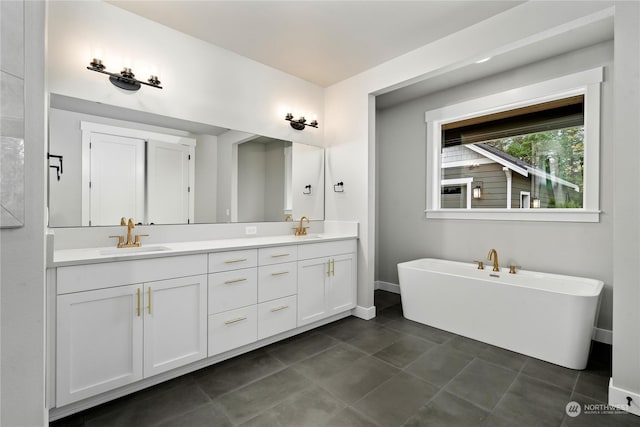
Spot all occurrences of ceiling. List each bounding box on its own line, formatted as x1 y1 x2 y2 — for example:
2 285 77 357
107 1 523 87
376 16 614 109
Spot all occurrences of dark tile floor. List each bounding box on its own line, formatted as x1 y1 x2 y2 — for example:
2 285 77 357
52 290 640 427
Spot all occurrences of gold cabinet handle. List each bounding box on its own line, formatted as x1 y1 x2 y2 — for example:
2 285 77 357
224 258 247 264
224 278 247 284
224 316 247 325
271 253 290 258
327 259 331 276
148 287 152 315
136 288 141 317
271 271 289 276
270 305 289 312
331 259 335 276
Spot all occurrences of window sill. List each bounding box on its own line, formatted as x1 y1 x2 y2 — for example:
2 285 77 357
424 209 601 223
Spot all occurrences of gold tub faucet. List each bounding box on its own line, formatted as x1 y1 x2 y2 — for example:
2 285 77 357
487 248 500 272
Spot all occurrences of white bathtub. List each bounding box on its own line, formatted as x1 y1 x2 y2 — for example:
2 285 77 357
397 258 603 369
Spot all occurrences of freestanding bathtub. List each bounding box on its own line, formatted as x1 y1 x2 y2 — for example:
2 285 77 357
397 258 603 369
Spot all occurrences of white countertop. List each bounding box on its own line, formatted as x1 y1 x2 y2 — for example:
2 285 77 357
51 233 357 267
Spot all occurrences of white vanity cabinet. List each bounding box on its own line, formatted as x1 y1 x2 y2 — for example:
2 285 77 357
55 255 207 406
297 240 357 326
51 236 357 415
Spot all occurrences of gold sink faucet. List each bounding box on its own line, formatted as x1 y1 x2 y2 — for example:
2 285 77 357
487 248 500 272
109 217 148 248
293 216 310 236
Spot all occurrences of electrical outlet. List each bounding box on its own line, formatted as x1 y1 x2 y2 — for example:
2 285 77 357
245 226 257 235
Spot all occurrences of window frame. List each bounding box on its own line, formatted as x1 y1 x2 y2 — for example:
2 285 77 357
425 67 603 222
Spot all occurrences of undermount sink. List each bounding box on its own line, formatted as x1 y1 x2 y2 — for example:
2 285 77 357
99 246 172 256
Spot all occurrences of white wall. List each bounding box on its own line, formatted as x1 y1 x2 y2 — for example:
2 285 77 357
238 141 267 222
376 41 614 330
0 0 47 424
47 1 324 148
292 143 325 220
264 140 287 221
194 134 218 223
611 0 640 408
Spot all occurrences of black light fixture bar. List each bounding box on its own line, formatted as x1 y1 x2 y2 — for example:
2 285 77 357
87 58 162 91
285 112 318 130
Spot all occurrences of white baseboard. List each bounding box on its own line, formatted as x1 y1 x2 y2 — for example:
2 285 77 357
352 305 376 320
373 281 612 345
375 280 400 294
609 378 640 417
593 327 612 345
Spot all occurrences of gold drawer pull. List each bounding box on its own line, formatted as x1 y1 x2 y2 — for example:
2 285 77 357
225 316 247 325
148 287 152 315
271 253 290 258
224 278 247 284
224 258 248 264
136 288 141 317
271 271 289 276
270 305 289 312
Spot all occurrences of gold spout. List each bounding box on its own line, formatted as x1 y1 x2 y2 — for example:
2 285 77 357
126 218 135 246
284 214 293 222
487 249 499 272
293 216 310 236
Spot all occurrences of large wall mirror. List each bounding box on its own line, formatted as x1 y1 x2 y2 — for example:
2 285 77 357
47 94 324 227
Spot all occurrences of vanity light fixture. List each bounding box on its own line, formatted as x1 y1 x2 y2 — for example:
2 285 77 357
285 112 318 130
532 198 541 208
87 58 162 91
472 185 482 199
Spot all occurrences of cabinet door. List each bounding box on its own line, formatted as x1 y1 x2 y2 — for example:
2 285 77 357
57 284 143 406
328 253 357 314
143 275 207 377
297 257 330 326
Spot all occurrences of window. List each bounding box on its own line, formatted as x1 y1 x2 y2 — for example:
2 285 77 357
425 68 602 222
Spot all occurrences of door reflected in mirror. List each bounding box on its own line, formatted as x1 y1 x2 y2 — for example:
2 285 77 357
47 94 324 227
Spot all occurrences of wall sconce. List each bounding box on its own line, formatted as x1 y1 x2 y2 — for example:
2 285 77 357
532 198 541 208
87 58 162 91
472 185 482 199
285 112 318 130
333 181 344 192
303 184 311 195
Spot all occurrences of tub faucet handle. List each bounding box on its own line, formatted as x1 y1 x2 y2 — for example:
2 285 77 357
508 265 522 274
473 260 484 270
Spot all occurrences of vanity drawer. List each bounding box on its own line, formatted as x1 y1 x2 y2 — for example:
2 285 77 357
208 268 257 314
208 249 257 273
258 245 298 266
297 240 357 260
258 295 297 340
57 254 207 294
208 305 257 356
258 262 297 303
